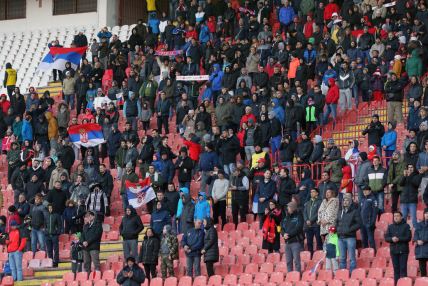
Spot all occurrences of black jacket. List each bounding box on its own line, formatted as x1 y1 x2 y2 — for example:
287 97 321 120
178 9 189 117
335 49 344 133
45 188 68 215
385 78 405 102
46 212 62 235
303 197 322 229
278 176 297 207
81 220 103 251
336 203 361 238
362 121 385 147
317 180 338 200
120 206 144 240
218 135 240 164
203 219 219 262
139 236 160 264
11 168 29 192
99 171 114 197
116 263 146 286
164 190 180 216
279 140 296 163
280 211 304 243
57 145 75 171
385 220 412 255
180 193 195 235
399 171 422 204
296 139 313 163
175 156 194 183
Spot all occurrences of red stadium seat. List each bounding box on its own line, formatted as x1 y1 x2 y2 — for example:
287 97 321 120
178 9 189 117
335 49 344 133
245 245 258 255
362 278 377 286
76 272 89 281
345 280 360 286
377 247 390 259
222 254 235 265
275 262 288 273
224 274 237 285
41 258 53 268
67 282 79 286
328 280 343 286
286 271 301 282
1 276 14 286
415 277 428 286
35 250 46 259
371 257 387 268
207 275 222 286
254 272 269 284
229 264 243 274
312 251 326 261
295 282 309 286
63 272 75 282
270 272 285 283
230 245 243 255
266 253 281 263
335 269 350 281
149 277 163 286
379 278 395 286
260 262 274 273
301 270 316 282
359 248 375 259
179 276 193 286
237 254 251 265
300 251 311 263
102 270 115 281
367 268 383 280
252 253 265 264
54 282 66 286
237 222 249 231
94 281 107 286
81 281 93 286
107 231 119 240
29 258 41 268
397 277 413 286
193 276 207 286
350 268 366 280
219 246 228 256
318 270 333 282
278 283 293 286
164 277 178 286
23 251 34 261
312 282 327 286
245 263 258 274
223 223 235 232
215 264 228 275
239 273 253 285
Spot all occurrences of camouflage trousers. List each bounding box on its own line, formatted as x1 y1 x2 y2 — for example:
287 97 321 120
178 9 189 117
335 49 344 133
161 255 174 278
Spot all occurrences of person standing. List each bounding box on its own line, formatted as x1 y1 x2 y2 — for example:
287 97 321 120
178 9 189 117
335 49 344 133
414 208 428 276
156 91 171 134
359 186 378 251
303 188 323 256
229 167 250 225
120 162 139 210
45 204 62 267
62 71 76 109
211 170 229 228
281 201 304 272
385 211 412 285
318 189 339 238
202 218 219 277
181 219 204 277
85 182 109 223
362 114 385 152
175 147 194 189
262 200 282 254
116 256 146 286
366 156 387 218
160 225 178 279
81 211 103 272
385 72 405 124
6 220 26 281
139 227 160 282
30 194 47 254
399 164 422 228
119 206 144 261
336 195 361 273
3 63 17 98
387 152 405 212
256 170 277 229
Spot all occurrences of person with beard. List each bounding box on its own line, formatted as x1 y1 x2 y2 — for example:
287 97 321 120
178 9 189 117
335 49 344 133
255 169 277 229
404 142 419 167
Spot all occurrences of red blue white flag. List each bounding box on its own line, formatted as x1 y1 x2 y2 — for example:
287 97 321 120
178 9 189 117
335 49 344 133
38 46 87 71
126 177 156 208
68 123 104 147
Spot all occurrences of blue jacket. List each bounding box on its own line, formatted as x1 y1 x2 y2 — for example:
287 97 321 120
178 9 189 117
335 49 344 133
181 227 205 257
209 64 224 91
194 192 211 220
202 87 213 102
107 130 122 156
359 193 378 228
322 69 337 85
381 130 397 151
303 49 317 65
150 207 171 236
279 6 295 25
408 106 421 131
22 119 33 142
160 159 175 184
417 151 428 172
273 105 285 125
176 187 190 218
97 31 112 40
198 151 219 172
346 48 363 62
257 180 277 214
199 25 210 44
148 16 160 34
156 99 171 116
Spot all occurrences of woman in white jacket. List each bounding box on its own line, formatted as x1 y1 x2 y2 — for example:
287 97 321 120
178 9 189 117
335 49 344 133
211 170 229 228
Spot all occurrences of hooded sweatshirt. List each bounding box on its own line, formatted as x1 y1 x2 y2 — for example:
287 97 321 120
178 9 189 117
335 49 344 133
120 206 144 240
326 78 339 104
381 122 397 151
194 192 211 221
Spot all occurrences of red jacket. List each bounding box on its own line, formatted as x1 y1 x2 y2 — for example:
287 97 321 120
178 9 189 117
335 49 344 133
185 30 198 40
340 165 353 193
183 139 202 162
323 3 339 21
325 79 339 104
303 21 314 39
7 228 27 253
240 113 257 127
0 99 10 114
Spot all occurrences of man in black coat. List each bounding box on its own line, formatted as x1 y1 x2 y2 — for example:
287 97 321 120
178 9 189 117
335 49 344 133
119 206 144 261
45 204 62 267
45 181 67 216
175 147 194 189
277 168 297 211
385 211 412 284
57 139 75 174
117 256 146 286
81 211 103 272
98 164 113 200
362 114 385 150
217 128 241 175
11 163 30 203
202 218 219 277
281 201 304 272
303 188 323 256
336 195 361 273
296 131 313 164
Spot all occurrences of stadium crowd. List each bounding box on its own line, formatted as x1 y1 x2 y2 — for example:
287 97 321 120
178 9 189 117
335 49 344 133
2 0 428 285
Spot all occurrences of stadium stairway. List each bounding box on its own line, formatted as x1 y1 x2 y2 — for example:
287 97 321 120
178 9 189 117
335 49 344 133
36 81 63 97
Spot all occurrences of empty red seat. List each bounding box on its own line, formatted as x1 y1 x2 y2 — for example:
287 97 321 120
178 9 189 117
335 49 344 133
230 245 243 255
1 276 14 286
275 262 288 273
377 247 390 259
178 276 192 286
367 268 383 280
335 269 350 281
270 272 285 283
252 253 265 264
214 264 228 276
94 281 107 286
239 273 253 285
359 248 375 259
229 264 243 274
245 263 258 274
302 270 316 281
223 223 235 232
350 268 366 280
318 270 333 282
54 282 66 286
237 254 251 265
63 272 75 282
107 231 119 240
245 245 258 255
379 278 394 286
371 257 387 268
345 280 360 286
76 272 89 281
328 280 343 286
237 222 249 231
313 251 326 261
254 272 269 284
260 262 274 273
219 246 228 256
193 276 207 286
23 251 33 261
295 282 309 286
266 252 280 263
41 258 53 268
362 278 377 286
222 254 235 265
397 277 412 286
148 277 163 286
224 274 237 285
207 275 222 286
286 271 301 282
81 281 93 286
164 277 177 286
312 282 326 286
415 277 428 286
278 283 293 286
35 250 46 259
300 251 311 263
59 249 71 260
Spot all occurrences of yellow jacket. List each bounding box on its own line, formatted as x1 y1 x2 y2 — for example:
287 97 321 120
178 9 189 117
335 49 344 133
5 68 17 86
392 60 402 78
147 0 156 11
45 111 59 140
251 151 267 169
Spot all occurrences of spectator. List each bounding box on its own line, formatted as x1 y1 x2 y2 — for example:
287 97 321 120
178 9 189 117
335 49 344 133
29 194 47 254
175 147 194 189
399 164 422 227
120 162 139 210
325 225 339 273
414 208 428 276
281 201 304 272
120 206 144 261
160 225 178 279
303 188 323 256
181 219 204 277
318 189 339 237
381 121 398 166
336 195 361 273
262 200 282 254
359 186 378 251
45 180 68 216
177 188 195 235
150 201 171 237
116 256 146 286
6 220 26 281
81 211 103 272
85 182 109 222
385 211 412 285
385 73 405 124
362 114 385 152
139 227 160 282
45 203 62 268
202 218 219 277
256 170 277 228
366 156 387 217
387 152 406 212
211 169 228 227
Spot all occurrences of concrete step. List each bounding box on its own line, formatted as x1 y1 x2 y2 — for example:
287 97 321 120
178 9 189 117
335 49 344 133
48 81 63 87
16 278 62 286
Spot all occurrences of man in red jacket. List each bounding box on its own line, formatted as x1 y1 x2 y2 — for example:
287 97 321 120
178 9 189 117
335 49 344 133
323 78 339 126
6 220 27 281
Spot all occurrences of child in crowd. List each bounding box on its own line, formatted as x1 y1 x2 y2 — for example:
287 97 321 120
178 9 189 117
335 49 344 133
324 225 339 273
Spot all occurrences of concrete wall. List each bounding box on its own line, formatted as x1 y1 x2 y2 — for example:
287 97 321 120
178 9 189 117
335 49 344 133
0 0 119 33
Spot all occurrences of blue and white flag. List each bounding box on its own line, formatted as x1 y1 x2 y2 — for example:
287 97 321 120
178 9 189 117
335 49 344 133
38 46 87 71
126 178 156 208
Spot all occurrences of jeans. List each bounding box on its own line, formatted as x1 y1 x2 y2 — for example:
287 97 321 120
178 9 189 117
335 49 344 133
244 146 255 162
186 255 201 277
46 234 59 265
127 116 138 132
285 242 302 272
31 228 45 253
83 250 100 272
323 104 337 125
391 253 408 284
338 237 357 272
223 163 236 176
339 88 352 111
270 136 281 163
9 251 23 281
121 193 129 211
305 227 323 255
401 203 417 227
360 225 376 250
352 85 359 107
123 239 138 261
374 191 384 212
117 167 124 180
200 171 211 196
157 115 169 134
64 94 75 109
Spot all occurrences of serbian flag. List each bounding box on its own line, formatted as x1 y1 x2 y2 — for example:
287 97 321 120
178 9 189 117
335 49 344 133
38 46 87 71
126 177 156 208
68 123 105 147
